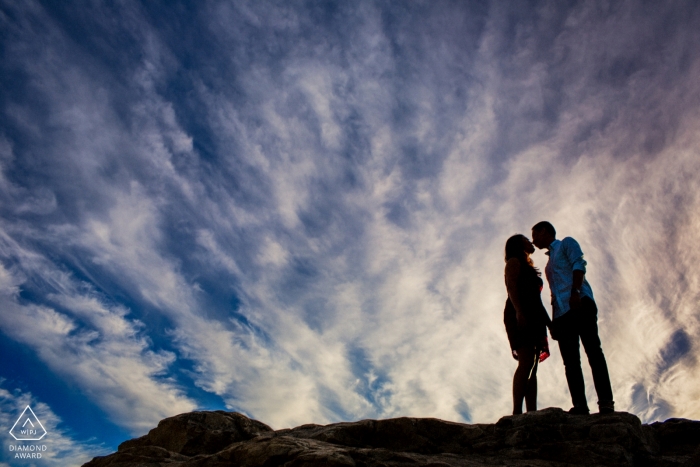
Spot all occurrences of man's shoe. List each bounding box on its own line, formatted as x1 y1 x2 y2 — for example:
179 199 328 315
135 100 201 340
568 406 590 415
599 402 615 414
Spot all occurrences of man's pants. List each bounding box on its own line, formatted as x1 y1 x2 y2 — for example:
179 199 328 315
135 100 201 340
553 297 614 411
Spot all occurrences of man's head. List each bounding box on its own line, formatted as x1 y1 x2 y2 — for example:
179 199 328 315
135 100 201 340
531 221 556 249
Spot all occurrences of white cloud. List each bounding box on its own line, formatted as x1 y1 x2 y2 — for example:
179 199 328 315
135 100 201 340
0 235 197 433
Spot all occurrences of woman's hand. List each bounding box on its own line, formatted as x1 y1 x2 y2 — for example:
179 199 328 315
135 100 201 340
539 336 550 362
512 349 519 360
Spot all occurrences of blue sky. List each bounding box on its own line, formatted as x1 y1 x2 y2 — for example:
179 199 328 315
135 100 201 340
1 0 700 465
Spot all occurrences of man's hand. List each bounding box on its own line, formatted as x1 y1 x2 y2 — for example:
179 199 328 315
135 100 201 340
512 350 518 360
569 288 582 312
570 269 585 312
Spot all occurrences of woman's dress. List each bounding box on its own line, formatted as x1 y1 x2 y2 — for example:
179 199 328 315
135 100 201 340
504 259 551 351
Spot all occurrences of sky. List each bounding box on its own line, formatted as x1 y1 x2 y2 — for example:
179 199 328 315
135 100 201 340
1 0 699 465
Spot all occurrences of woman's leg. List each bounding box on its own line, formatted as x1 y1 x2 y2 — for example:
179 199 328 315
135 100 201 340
525 356 539 412
512 346 537 415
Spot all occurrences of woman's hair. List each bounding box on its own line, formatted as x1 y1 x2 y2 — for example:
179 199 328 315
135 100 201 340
504 234 538 272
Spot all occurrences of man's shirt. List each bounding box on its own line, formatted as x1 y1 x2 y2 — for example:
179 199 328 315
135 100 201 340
545 237 594 319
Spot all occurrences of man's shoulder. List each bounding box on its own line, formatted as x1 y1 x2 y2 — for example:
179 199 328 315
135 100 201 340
560 236 585 255
561 236 581 246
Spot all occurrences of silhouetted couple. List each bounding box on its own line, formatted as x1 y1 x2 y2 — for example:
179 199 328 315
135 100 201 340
504 221 614 415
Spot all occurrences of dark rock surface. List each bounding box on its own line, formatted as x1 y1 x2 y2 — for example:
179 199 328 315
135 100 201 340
83 408 700 466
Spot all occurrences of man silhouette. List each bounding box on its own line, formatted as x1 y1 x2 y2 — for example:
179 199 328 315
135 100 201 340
531 221 614 415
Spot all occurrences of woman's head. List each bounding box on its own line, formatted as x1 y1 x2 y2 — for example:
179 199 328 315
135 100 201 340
505 234 536 266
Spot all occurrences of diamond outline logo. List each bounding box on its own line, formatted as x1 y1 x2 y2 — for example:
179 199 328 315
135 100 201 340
9 406 47 441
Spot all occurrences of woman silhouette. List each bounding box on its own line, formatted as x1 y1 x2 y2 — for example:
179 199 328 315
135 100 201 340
504 234 551 414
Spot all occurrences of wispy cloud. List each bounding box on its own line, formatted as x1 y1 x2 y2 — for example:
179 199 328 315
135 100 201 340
0 234 197 433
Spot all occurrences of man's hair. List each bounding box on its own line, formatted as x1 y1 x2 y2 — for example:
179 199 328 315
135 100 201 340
532 221 556 237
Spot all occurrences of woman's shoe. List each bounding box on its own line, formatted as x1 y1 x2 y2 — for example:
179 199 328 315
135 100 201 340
568 406 590 415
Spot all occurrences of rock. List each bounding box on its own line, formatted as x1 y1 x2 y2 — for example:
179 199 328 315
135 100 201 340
647 418 700 467
82 408 700 466
84 410 272 466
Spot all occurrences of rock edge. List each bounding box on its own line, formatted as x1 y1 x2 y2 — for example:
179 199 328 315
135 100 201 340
82 407 700 466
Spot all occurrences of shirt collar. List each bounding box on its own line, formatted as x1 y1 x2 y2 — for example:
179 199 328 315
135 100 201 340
544 238 560 256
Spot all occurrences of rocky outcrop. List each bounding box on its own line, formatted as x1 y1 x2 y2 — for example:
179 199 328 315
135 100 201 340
83 408 700 466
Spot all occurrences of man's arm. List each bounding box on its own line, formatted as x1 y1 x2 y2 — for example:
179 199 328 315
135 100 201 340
570 269 584 310
564 237 587 310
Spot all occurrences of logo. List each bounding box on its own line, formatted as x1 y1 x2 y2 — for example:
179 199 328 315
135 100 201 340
9 406 47 441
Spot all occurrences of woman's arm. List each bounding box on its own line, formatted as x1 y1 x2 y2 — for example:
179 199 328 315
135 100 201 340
505 258 525 326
